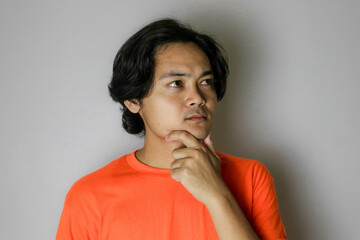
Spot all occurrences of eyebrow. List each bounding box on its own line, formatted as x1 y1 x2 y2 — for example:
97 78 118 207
159 70 213 80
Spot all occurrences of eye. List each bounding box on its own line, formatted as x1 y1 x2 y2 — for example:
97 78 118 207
201 79 214 86
169 80 183 88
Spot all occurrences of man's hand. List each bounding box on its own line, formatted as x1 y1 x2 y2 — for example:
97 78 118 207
165 130 229 206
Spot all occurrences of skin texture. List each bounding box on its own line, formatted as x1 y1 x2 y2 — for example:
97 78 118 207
124 42 259 239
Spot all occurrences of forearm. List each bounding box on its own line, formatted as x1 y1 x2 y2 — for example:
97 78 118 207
206 187 259 240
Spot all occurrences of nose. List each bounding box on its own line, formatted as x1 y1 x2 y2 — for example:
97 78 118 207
186 85 205 107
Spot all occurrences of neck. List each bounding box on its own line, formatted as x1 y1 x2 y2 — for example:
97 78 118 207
135 131 186 169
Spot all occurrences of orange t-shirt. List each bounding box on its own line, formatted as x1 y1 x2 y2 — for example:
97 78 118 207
56 149 286 240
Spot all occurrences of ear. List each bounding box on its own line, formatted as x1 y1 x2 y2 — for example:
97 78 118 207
124 99 141 114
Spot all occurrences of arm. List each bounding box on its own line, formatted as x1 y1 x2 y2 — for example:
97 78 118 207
206 185 259 240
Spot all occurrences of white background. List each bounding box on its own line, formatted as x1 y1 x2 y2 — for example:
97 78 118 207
1 1 359 239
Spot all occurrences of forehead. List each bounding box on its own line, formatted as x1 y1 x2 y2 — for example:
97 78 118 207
153 42 211 76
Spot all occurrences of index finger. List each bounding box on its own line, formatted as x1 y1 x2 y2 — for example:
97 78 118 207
165 130 203 149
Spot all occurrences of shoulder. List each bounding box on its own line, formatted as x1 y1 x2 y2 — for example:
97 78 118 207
217 151 271 175
64 153 129 203
216 151 274 188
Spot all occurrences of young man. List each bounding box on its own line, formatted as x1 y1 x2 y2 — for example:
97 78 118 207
56 18 287 240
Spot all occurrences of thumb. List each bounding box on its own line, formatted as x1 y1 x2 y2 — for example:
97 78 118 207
203 133 217 156
203 133 221 169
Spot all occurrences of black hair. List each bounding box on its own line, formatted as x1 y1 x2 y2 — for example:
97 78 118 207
108 18 229 137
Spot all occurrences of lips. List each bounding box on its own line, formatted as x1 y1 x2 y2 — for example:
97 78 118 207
187 117 206 122
187 114 206 119
186 113 207 122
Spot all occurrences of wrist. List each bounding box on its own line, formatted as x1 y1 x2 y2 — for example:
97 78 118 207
205 184 233 210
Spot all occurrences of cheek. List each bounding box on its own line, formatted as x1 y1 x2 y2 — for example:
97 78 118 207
149 96 182 121
160 97 181 115
206 93 217 109
147 98 182 135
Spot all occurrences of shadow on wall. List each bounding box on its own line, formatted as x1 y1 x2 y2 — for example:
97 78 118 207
185 11 311 240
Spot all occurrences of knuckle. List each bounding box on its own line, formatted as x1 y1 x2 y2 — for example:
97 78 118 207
183 158 194 168
181 167 191 177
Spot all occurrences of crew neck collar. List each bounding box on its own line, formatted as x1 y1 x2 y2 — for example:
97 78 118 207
126 149 172 174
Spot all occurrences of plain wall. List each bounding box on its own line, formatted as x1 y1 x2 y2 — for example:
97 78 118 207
1 0 359 239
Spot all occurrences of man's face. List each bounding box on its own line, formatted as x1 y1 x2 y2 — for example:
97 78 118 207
138 42 217 141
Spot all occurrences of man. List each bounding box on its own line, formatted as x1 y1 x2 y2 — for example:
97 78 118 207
56 18 287 240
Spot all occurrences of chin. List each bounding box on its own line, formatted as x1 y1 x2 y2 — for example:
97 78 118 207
188 129 209 141
175 125 210 140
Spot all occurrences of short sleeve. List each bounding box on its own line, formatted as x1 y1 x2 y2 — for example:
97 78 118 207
56 181 100 240
251 162 287 240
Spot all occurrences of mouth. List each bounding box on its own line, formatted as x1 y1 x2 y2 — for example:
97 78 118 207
186 116 207 122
